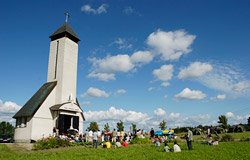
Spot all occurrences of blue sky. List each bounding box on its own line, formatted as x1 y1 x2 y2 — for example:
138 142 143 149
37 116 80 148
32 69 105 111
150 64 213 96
1 0 250 131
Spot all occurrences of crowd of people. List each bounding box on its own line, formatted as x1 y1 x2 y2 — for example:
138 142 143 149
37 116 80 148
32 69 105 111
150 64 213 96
52 127 210 151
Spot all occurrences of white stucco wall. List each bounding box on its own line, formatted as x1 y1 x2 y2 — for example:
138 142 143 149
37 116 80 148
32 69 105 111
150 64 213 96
47 37 78 105
31 117 54 140
14 117 32 143
33 87 56 119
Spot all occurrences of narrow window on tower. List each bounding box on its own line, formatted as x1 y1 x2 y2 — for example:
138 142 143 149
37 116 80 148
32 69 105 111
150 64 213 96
54 40 59 79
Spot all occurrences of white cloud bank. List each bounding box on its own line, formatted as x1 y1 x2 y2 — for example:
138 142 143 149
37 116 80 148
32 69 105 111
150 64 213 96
0 99 21 123
81 87 109 98
178 62 213 79
83 107 239 131
81 4 108 15
146 29 196 61
84 106 149 123
225 112 249 125
174 88 207 101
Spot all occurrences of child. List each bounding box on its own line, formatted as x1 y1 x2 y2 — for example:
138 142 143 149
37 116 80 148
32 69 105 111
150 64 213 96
173 141 181 152
155 138 161 147
122 139 128 147
164 142 171 152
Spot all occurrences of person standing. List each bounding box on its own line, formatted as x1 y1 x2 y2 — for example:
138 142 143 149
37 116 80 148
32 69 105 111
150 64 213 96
150 128 155 138
168 128 172 140
89 130 93 142
85 129 89 142
186 128 193 150
207 128 210 136
101 131 105 142
93 130 98 148
117 130 121 142
112 129 117 142
121 129 124 140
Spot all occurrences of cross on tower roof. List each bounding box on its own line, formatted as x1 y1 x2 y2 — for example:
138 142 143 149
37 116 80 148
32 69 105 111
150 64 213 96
65 12 70 23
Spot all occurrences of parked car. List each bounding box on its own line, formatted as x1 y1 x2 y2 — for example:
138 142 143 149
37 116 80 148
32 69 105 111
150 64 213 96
0 135 11 143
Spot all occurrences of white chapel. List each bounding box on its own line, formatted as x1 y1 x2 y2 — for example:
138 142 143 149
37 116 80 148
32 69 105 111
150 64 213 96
13 17 85 143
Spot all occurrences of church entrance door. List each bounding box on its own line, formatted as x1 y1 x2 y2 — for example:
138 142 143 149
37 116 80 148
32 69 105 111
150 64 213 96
58 114 79 134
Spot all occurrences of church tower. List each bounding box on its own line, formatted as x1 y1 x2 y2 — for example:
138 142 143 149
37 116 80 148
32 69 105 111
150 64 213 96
13 14 85 143
47 20 80 105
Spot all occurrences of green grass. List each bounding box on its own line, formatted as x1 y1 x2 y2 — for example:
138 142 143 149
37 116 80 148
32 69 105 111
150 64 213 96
1 141 250 160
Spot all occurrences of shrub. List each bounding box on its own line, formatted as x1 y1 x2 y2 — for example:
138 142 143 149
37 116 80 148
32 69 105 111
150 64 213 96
130 137 151 144
33 137 69 150
221 135 233 142
82 141 93 146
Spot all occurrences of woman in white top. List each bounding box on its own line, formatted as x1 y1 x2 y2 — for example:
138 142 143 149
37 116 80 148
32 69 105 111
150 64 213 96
173 141 181 152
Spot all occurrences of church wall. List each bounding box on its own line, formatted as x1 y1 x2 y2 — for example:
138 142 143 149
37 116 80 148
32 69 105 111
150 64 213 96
52 37 78 105
30 117 54 140
14 117 32 143
77 112 84 135
47 40 57 82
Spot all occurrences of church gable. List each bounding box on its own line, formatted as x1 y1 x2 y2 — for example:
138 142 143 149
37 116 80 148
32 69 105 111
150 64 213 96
13 81 57 118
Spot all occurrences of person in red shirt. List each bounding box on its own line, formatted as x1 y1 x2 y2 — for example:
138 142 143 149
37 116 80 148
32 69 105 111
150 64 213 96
122 139 128 147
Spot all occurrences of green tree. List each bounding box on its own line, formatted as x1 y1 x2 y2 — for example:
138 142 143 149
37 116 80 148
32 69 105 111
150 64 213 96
104 123 110 132
116 120 124 132
0 121 14 137
218 115 228 129
159 120 167 130
131 123 136 133
88 122 99 131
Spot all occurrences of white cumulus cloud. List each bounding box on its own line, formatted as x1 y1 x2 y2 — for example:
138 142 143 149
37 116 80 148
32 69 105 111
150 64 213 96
154 108 166 116
81 4 108 15
161 82 170 87
0 99 21 114
115 89 127 96
0 99 22 123
88 72 115 82
81 87 109 98
178 62 213 79
153 64 173 82
174 88 207 101
146 29 196 61
131 51 154 64
90 55 134 73
210 94 226 101
84 106 149 123
226 112 235 118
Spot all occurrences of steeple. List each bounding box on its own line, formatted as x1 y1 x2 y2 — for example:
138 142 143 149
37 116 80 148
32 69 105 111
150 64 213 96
49 22 80 43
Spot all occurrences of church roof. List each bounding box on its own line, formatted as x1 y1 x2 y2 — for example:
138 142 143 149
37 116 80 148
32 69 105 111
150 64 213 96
49 22 80 43
13 81 57 118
